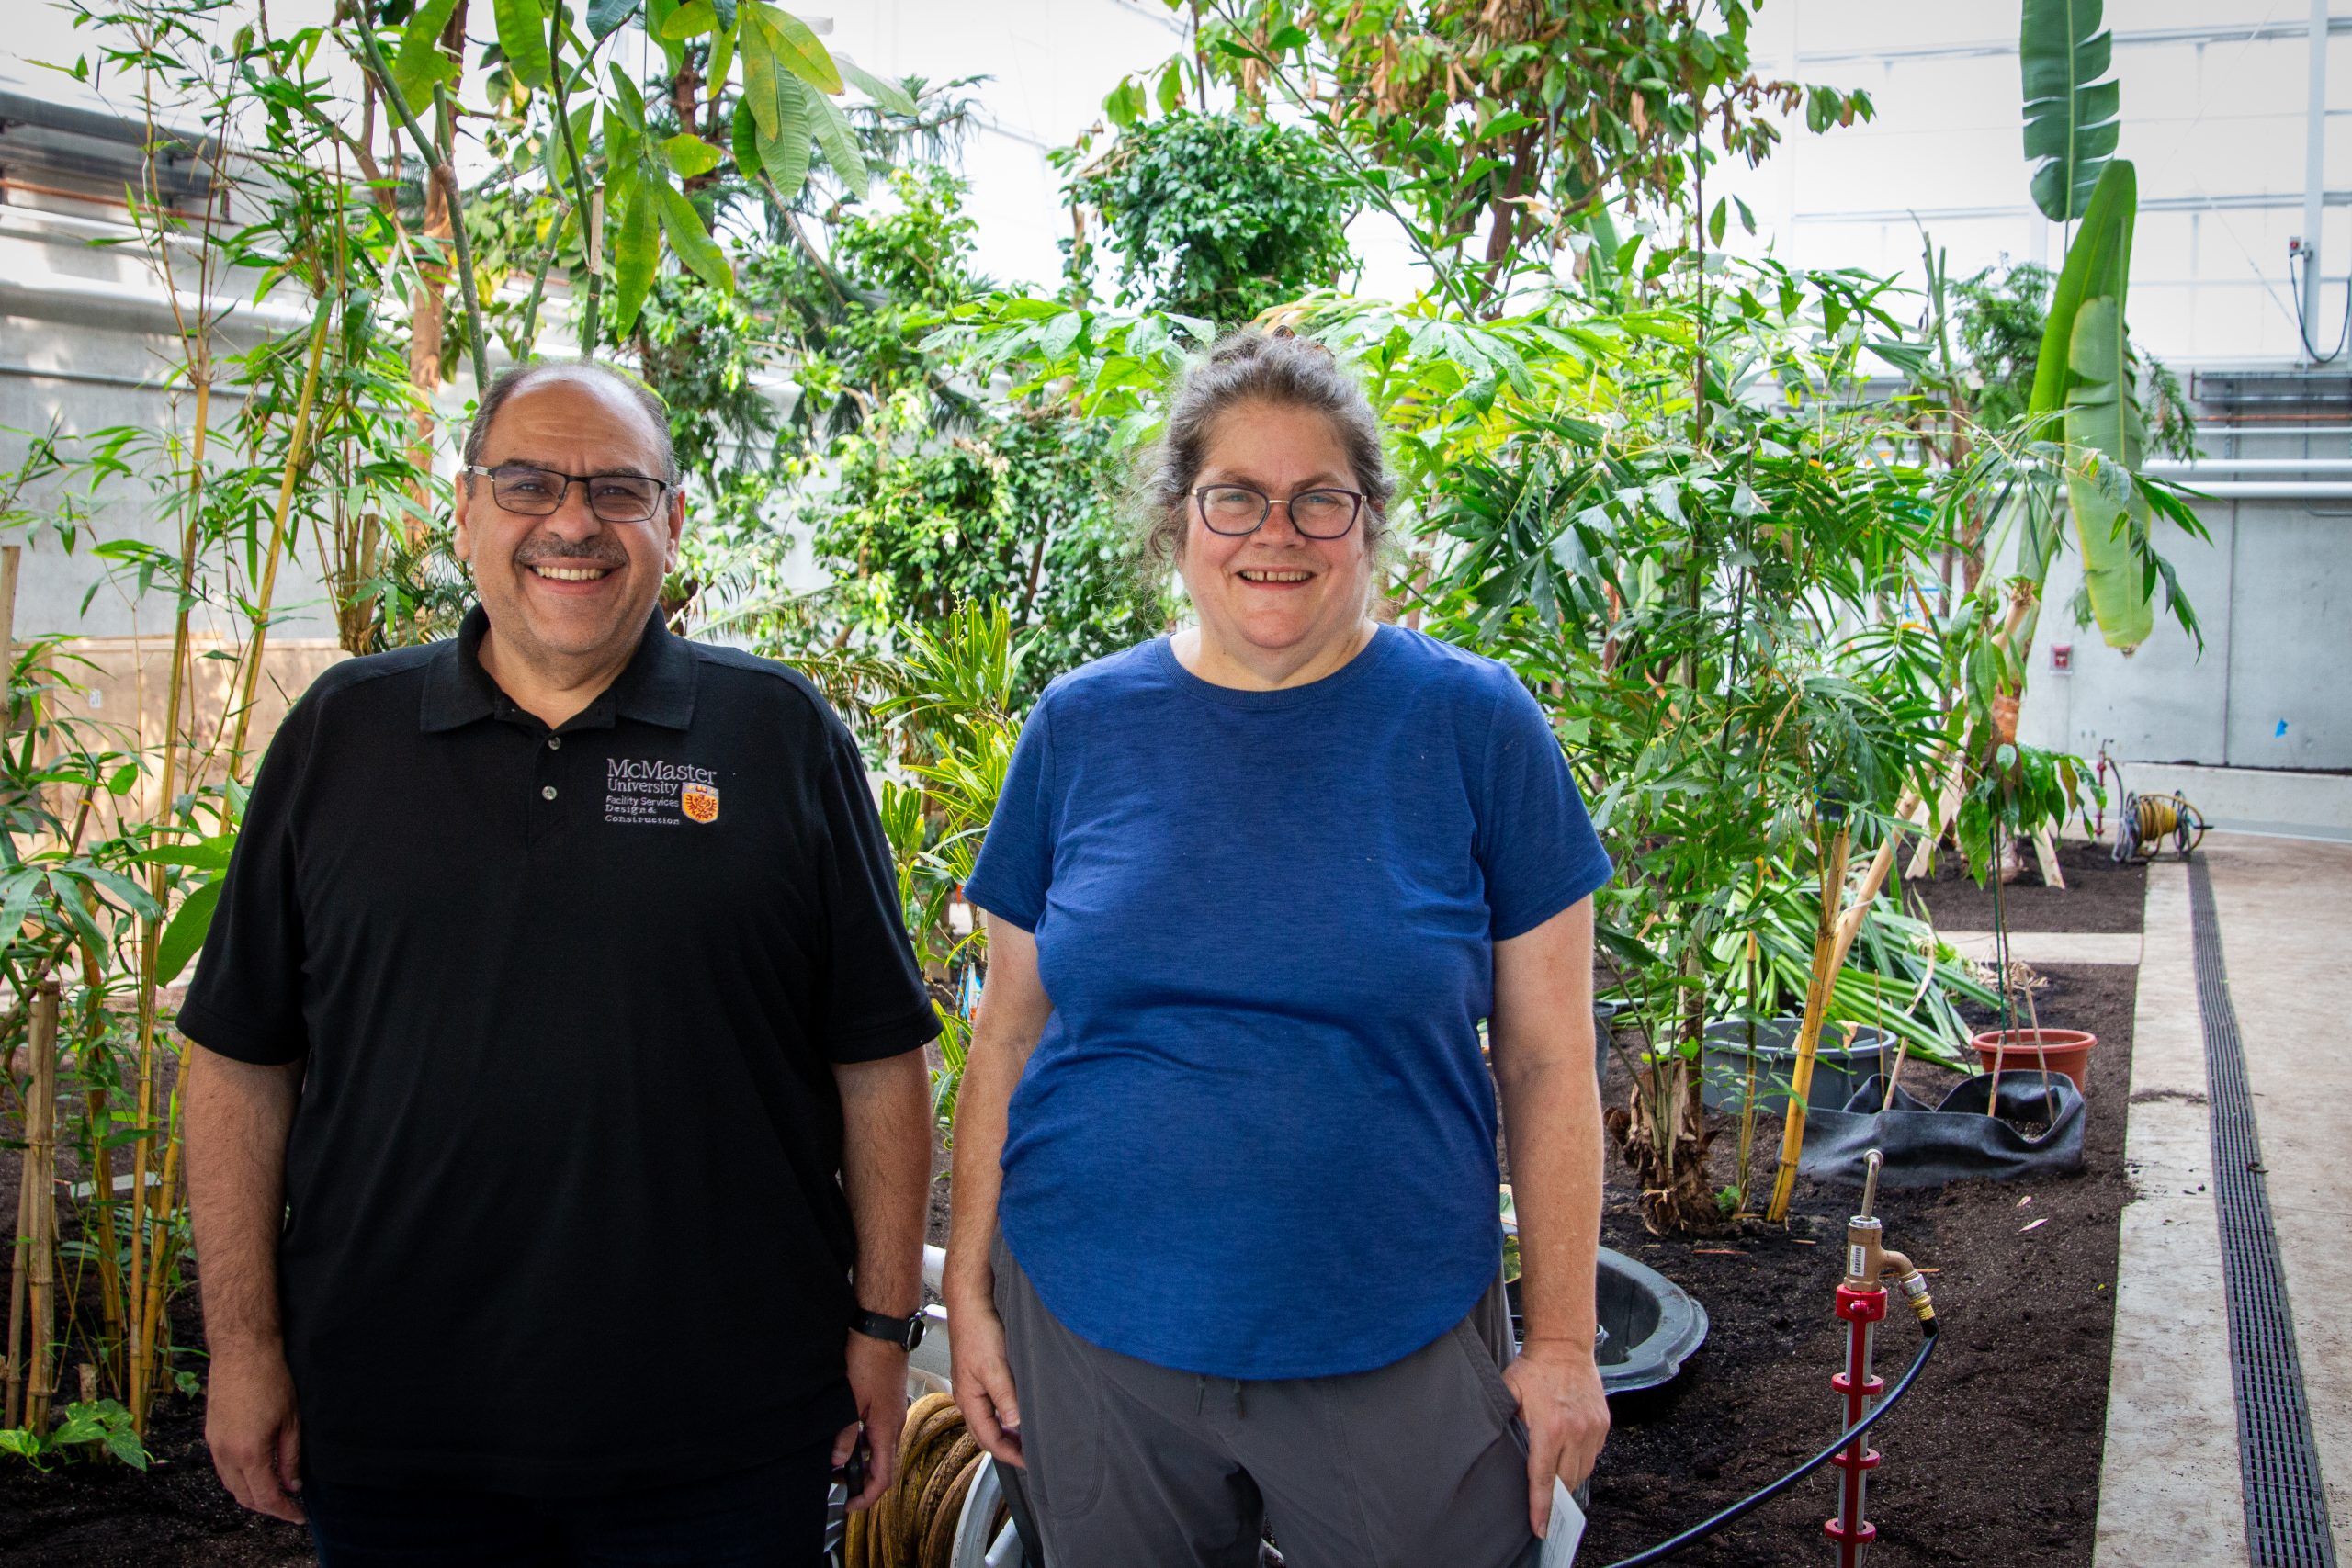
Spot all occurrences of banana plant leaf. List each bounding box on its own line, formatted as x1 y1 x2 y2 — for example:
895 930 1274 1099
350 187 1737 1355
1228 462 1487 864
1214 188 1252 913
2025 160 2154 648
2064 295 2155 648
2021 0 2120 222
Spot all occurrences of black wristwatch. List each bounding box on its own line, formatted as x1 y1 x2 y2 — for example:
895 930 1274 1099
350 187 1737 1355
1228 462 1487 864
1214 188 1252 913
851 1306 925 1352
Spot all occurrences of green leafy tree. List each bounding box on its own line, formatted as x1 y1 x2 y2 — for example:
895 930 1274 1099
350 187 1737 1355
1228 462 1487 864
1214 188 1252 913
1059 111 1356 321
1172 0 1874 312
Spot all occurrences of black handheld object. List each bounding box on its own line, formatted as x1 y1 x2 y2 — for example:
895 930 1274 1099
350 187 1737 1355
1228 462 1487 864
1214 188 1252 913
840 1436 869 1502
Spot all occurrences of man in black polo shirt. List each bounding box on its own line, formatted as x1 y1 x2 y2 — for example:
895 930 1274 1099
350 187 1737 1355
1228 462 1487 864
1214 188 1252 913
181 360 939 1564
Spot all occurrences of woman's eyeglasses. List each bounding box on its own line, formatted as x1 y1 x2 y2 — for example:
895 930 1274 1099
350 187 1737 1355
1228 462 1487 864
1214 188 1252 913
1193 484 1365 539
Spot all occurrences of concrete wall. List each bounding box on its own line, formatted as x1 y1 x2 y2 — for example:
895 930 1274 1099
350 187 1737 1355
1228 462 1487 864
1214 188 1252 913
2018 411 2351 774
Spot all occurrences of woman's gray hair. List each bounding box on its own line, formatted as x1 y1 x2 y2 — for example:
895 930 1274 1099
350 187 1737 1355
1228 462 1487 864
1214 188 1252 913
1135 327 1396 574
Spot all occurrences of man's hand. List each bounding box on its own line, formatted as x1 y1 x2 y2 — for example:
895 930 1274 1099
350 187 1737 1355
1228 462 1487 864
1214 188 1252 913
1504 1337 1610 1539
835 1332 909 1513
944 1286 1023 1469
206 1342 306 1524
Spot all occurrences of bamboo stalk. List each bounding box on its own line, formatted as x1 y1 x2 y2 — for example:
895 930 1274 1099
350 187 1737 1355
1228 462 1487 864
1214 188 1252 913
228 299 334 779
0 544 21 690
130 369 209 1434
1767 815 1850 1223
25 983 59 1434
132 1038 191 1404
5 1100 28 1429
74 933 123 1390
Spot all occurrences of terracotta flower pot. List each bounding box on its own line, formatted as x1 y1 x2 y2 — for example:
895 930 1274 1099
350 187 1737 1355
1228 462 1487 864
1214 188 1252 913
1971 1027 2098 1091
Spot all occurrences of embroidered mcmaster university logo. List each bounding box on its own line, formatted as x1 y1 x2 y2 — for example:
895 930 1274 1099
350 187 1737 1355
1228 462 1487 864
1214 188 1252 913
605 757 721 827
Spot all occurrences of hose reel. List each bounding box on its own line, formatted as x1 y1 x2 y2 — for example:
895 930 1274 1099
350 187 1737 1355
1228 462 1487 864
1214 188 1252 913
2112 790 2206 863
842 1392 999 1568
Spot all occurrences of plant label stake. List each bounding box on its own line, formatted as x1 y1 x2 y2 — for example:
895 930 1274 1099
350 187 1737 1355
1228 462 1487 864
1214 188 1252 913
1827 1150 1937 1568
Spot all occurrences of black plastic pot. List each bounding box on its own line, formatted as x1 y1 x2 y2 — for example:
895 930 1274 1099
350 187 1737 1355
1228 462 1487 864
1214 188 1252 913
1507 1247 1709 1398
1698 1018 1888 1117
1592 998 1623 1084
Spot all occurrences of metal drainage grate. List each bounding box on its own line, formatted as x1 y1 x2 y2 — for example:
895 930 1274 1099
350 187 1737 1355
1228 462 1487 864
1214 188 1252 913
2189 858 2339 1568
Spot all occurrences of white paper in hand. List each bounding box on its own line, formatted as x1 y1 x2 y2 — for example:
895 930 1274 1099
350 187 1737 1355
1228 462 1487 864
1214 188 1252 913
1540 1479 1587 1565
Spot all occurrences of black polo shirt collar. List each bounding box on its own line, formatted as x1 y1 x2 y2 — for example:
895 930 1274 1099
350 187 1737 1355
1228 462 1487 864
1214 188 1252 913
419 604 697 734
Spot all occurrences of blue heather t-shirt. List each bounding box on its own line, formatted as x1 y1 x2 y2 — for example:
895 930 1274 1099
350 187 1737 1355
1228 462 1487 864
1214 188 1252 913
963 625 1611 1379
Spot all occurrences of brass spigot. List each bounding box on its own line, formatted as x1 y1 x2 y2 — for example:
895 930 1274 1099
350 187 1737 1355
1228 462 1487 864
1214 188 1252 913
1845 1151 1935 1321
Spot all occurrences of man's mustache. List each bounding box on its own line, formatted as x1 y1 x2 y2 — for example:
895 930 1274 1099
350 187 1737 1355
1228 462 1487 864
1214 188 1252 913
513 536 629 570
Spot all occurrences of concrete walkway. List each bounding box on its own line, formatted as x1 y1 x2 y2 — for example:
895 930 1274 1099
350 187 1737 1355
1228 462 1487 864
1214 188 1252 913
2095 832 2352 1566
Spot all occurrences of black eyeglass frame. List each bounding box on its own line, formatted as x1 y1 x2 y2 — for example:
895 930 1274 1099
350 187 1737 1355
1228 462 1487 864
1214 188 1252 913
464 462 678 524
1192 483 1368 539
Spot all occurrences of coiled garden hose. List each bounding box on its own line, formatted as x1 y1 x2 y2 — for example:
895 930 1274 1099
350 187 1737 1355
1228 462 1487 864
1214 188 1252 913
842 1392 991 1568
1599 1316 1941 1568
2113 791 2206 863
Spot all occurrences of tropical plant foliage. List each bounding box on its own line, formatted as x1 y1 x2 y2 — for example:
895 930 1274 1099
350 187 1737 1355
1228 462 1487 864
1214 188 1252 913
2020 0 2120 222
1059 110 1357 322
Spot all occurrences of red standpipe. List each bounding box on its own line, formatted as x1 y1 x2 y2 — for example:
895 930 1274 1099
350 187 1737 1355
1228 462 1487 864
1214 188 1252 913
1823 1148 1936 1567
1826 1280 1886 1565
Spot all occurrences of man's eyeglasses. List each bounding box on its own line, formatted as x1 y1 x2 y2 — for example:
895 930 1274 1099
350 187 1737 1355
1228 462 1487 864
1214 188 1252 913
1193 484 1365 539
466 463 673 524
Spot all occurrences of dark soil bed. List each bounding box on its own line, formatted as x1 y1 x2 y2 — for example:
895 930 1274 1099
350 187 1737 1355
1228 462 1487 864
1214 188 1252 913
1906 835 2147 932
1582 853 2143 1565
0 1294 312 1567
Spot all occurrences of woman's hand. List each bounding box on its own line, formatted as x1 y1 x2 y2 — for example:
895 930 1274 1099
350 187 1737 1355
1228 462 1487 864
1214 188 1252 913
943 912 1052 1472
1505 1336 1610 1536
946 1285 1025 1468
1490 897 1609 1539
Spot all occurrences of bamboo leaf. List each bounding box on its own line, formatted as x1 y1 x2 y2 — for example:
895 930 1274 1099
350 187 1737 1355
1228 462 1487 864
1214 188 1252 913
2020 0 2120 221
658 181 735 293
749 4 842 93
157 876 223 987
491 0 550 88
610 173 661 336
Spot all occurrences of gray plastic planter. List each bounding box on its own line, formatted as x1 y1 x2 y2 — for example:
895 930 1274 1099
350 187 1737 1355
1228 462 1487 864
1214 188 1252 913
1508 1246 1709 1397
1699 1017 1888 1117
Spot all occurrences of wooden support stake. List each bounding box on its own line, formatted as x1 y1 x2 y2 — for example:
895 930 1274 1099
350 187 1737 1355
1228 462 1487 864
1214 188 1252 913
2032 823 2065 889
25 982 59 1434
1905 750 1967 881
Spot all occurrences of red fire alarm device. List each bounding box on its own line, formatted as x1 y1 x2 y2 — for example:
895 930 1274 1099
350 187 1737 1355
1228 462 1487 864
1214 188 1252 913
2051 643 2073 672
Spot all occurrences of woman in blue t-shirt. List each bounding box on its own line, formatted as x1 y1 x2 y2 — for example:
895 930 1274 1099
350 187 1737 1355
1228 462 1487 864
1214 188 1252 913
944 328 1613 1566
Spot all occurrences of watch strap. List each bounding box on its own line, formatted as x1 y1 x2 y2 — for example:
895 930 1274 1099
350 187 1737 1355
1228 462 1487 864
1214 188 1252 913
851 1306 924 1352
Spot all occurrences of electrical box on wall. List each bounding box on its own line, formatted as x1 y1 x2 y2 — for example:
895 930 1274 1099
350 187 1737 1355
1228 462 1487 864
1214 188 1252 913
2051 643 2073 673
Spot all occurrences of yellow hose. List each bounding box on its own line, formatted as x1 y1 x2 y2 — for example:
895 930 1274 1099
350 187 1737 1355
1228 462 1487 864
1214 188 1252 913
854 1393 1003 1568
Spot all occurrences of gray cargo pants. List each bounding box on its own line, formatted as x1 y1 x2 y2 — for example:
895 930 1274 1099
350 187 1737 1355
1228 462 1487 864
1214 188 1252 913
994 1235 1544 1568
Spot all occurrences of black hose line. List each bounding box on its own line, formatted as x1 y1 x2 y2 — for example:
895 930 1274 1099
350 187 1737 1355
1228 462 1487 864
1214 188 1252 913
1600 1317 1941 1568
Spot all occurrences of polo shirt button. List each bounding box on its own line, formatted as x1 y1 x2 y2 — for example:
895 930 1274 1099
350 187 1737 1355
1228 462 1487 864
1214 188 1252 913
541 785 558 801
547 736 562 750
